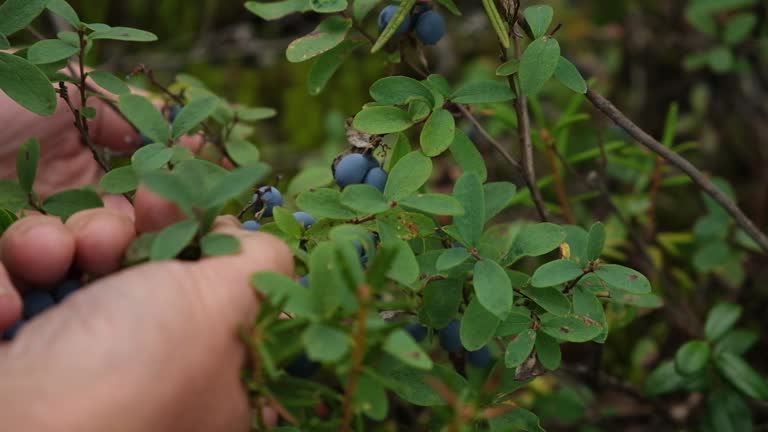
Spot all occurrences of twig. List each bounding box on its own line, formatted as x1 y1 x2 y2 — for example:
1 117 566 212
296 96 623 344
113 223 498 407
544 136 575 223
341 283 372 432
57 82 110 173
27 197 47 215
454 104 522 172
586 88 768 254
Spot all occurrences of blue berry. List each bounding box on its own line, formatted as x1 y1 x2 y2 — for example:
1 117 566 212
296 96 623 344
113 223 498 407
293 211 316 229
22 290 55 319
54 279 81 302
285 353 321 378
334 154 370 188
353 240 365 256
378 5 412 36
414 10 446 45
299 275 310 288
169 104 183 122
439 319 462 353
256 186 283 217
242 220 261 231
467 345 492 368
363 167 388 192
2 320 25 341
365 154 380 171
405 323 428 342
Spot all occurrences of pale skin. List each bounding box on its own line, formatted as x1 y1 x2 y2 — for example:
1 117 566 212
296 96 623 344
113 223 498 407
0 86 292 431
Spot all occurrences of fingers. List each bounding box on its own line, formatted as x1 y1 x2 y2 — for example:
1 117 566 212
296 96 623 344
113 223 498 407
65 209 136 276
0 216 75 286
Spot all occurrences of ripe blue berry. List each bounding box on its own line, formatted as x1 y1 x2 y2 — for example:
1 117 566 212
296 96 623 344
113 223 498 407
299 275 310 288
2 320 24 341
22 290 55 319
293 211 316 229
285 353 321 378
242 220 262 231
334 154 370 188
363 167 388 192
169 104 183 122
378 5 412 36
414 10 446 45
467 345 492 368
405 323 428 342
439 319 462 353
256 186 283 217
54 279 81 302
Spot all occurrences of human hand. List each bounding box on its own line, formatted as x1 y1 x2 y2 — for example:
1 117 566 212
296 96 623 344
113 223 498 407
0 206 293 431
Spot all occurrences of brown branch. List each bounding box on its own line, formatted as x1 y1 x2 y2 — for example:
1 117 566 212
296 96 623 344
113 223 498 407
545 140 575 224
586 88 768 254
57 82 110 174
454 104 523 172
340 283 372 432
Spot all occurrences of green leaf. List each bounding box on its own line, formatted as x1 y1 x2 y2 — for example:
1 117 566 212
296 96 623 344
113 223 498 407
340 184 390 214
535 332 561 370
481 0 510 49
484 182 517 223
383 151 432 201
572 287 606 341
286 166 332 197
273 207 303 239
225 137 261 166
449 129 487 183
489 408 544 432
531 259 583 287
89 26 158 42
309 0 347 13
419 108 455 157
303 323 349 363
715 352 768 400
150 219 199 260
0 0 49 36
99 165 138 194
353 106 414 134
0 34 9 50
496 59 520 77
505 329 536 368
140 170 194 214
371 0 416 53
200 233 241 257
422 278 463 329
0 180 27 212
387 239 420 285
286 16 352 62
705 303 742 341
714 329 759 356
27 39 79 64
701 391 753 432
519 37 561 96
436 247 471 271
307 40 362 95
453 172 485 246
16 139 39 194
235 106 277 121
450 80 515 104
47 0 80 27
353 0 380 21
381 363 467 407
370 76 435 107
252 272 313 318
383 329 433 370
539 314 603 343
554 56 587 94
435 0 461 15
724 13 758 45
245 0 310 20
204 163 270 209
674 340 710 377
400 193 463 216
0 208 18 236
88 70 131 96
118 94 170 144
524 5 554 39
353 373 389 421
297 188 357 219
171 96 219 139
473 259 513 320
496 306 532 336
460 297 501 351
594 264 651 294
42 189 104 220
308 242 345 316
644 361 685 396
0 53 57 116
586 221 605 261
521 286 570 316
506 223 566 263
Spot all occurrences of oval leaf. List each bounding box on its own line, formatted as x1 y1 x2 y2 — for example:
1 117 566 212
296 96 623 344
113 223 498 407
0 53 57 116
473 259 513 320
519 37 561 96
420 108 455 157
286 16 352 63
383 151 432 202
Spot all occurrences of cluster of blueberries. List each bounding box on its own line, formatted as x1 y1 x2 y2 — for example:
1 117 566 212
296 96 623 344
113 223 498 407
407 320 493 369
378 4 446 45
334 152 388 192
1 279 82 341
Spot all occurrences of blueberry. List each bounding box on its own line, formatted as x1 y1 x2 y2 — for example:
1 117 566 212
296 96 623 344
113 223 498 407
378 5 412 36
22 290 55 319
414 10 446 45
285 353 321 378
467 345 492 368
405 323 428 342
255 186 283 217
2 320 25 341
293 211 316 229
353 240 365 256
54 279 81 302
365 154 380 171
299 275 310 288
363 167 388 193
334 154 370 188
169 104 183 122
242 220 261 231
438 319 462 353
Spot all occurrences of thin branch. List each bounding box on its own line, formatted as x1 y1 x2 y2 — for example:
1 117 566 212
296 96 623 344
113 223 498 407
454 104 522 171
545 140 575 224
57 82 110 173
341 283 372 432
586 88 768 254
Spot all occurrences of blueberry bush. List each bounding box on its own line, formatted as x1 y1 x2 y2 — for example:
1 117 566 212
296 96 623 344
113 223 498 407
1 0 768 431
